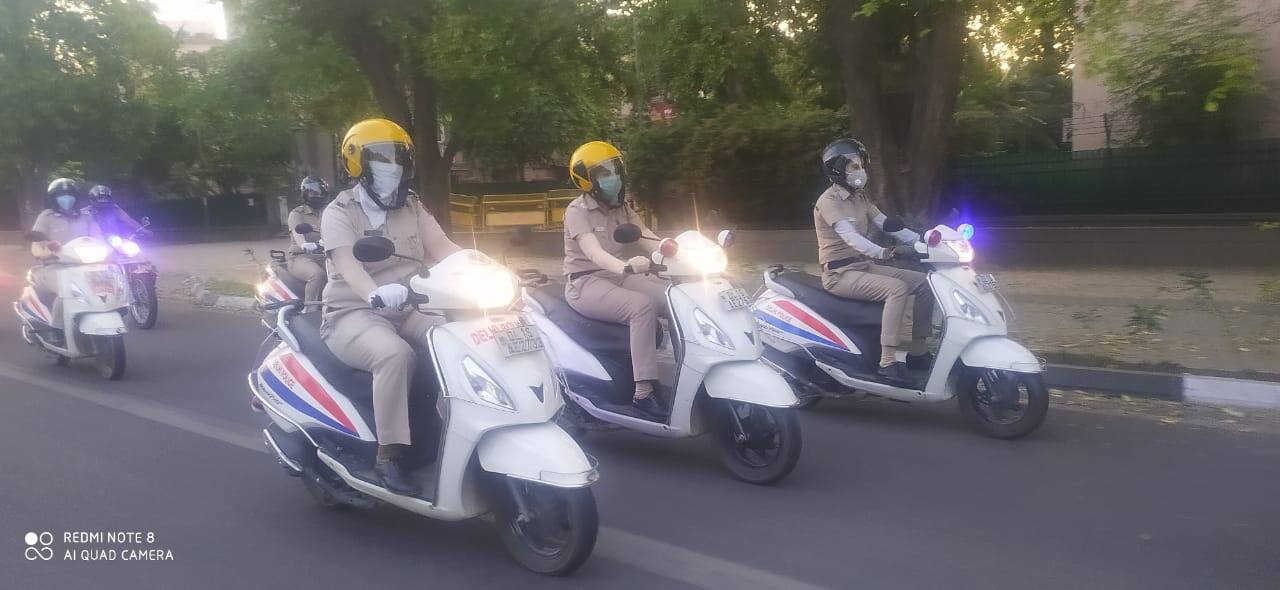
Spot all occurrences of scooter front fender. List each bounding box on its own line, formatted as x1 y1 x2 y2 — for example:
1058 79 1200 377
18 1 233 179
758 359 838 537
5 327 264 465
704 360 800 407
476 422 597 488
78 311 127 336
958 336 1042 373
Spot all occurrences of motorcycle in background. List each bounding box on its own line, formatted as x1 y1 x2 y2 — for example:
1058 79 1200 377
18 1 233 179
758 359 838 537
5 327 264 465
108 217 158 329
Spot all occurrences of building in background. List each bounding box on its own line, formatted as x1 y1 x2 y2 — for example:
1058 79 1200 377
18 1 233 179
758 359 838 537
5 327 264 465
1068 0 1280 150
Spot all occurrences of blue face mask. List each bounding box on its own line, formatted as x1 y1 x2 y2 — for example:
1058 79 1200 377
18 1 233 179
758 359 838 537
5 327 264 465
597 175 623 203
56 195 77 211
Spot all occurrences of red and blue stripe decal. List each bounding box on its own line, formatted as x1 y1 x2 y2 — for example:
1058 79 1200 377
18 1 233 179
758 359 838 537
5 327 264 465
755 300 850 351
261 353 359 437
19 291 52 324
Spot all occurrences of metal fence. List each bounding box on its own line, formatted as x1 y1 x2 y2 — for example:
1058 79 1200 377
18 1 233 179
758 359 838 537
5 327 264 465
947 139 1280 216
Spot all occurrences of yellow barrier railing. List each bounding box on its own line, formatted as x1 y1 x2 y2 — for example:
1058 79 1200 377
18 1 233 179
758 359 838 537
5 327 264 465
448 190 655 231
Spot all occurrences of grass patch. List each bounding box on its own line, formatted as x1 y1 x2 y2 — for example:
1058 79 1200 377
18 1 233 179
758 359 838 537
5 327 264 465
1126 304 1167 334
203 278 255 298
1260 279 1280 304
1042 352 1280 383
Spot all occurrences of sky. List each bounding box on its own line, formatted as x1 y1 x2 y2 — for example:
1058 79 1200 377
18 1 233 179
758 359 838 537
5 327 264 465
150 0 227 39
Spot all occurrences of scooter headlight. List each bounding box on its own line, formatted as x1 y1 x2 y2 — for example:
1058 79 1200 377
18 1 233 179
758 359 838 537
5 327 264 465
951 290 989 325
693 308 735 350
461 356 517 411
119 240 141 258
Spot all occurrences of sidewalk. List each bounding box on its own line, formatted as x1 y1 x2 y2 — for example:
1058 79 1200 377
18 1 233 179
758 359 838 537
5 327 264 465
121 239 1279 378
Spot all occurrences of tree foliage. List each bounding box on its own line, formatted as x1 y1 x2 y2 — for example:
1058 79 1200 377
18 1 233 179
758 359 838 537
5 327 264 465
0 0 177 225
1080 0 1263 146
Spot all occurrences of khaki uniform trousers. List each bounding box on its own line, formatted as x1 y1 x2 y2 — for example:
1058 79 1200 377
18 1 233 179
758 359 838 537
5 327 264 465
286 255 326 306
322 308 441 446
822 262 933 355
566 273 669 382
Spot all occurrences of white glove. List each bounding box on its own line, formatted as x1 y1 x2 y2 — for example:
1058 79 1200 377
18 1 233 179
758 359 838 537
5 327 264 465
301 242 322 253
368 283 408 309
625 255 651 274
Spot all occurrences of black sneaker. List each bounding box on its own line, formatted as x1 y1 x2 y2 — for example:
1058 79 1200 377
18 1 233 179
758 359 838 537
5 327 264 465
906 353 934 371
631 395 668 421
876 362 915 388
374 457 419 496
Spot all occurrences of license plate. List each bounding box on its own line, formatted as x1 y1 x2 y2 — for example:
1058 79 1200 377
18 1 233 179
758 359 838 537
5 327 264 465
975 273 999 293
719 287 751 311
496 324 544 357
88 270 117 297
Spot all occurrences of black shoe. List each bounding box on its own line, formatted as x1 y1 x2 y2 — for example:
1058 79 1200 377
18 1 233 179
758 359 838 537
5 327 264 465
906 353 934 371
374 457 419 496
631 395 668 421
876 362 915 388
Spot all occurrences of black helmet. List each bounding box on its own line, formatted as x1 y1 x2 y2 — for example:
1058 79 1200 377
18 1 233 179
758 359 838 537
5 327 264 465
299 176 331 210
46 178 83 217
821 137 870 190
88 184 114 206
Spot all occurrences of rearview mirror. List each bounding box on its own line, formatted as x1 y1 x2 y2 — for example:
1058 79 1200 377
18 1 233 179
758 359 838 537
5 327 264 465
613 223 642 244
882 216 906 233
716 229 736 249
294 223 314 235
352 236 395 263
24 231 47 243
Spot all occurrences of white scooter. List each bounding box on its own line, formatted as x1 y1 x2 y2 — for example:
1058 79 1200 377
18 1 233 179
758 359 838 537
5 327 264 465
252 223 322 329
248 237 598 575
521 224 802 485
751 220 1047 438
15 233 130 379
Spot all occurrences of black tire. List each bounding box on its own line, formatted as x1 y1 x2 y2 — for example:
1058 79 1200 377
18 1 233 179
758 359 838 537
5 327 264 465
129 276 158 329
492 477 597 576
956 368 1048 439
92 335 126 380
300 455 354 511
54 354 70 367
715 401 803 485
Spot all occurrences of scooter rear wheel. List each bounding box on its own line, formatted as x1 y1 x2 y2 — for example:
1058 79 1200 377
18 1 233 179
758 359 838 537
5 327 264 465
491 477 597 576
956 368 1048 439
300 455 354 511
715 401 802 485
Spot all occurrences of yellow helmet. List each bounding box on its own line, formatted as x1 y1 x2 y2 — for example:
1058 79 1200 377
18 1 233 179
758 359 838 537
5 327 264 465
569 141 627 205
341 118 415 209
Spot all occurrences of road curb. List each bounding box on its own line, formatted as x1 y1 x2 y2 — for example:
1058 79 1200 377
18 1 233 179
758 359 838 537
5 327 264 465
1045 363 1280 409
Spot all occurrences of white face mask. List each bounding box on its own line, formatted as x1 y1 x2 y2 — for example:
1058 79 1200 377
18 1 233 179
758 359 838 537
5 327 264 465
847 169 868 189
368 161 403 200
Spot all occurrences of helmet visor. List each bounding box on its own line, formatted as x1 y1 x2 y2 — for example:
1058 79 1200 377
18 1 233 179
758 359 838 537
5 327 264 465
588 157 626 184
300 179 327 200
364 141 414 174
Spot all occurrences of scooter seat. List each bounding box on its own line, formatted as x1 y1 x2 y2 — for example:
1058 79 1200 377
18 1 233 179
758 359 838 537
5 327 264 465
288 312 374 397
528 283 633 354
773 272 886 329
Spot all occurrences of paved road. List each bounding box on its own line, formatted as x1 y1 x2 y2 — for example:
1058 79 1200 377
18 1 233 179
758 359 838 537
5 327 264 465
0 287 1277 587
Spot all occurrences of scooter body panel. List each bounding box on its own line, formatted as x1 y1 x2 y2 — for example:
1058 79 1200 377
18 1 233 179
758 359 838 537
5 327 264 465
703 360 797 408
16 260 130 358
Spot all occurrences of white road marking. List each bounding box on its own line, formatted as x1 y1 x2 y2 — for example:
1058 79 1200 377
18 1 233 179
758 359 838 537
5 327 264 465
0 361 828 590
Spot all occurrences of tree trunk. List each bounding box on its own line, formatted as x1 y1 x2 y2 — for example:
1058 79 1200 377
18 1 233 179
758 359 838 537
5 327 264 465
828 0 968 221
16 164 45 231
411 72 454 232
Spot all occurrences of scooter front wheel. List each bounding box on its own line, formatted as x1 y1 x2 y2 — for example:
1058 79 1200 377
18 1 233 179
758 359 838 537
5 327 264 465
956 368 1048 439
91 335 126 380
491 476 597 576
128 275 158 329
715 401 802 485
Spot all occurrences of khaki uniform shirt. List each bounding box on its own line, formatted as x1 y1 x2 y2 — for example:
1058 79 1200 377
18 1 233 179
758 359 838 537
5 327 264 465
287 205 324 255
562 194 646 276
813 184 883 266
31 210 103 247
320 188 460 316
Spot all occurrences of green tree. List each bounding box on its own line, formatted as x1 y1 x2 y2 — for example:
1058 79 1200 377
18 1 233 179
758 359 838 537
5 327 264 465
1079 0 1263 146
236 0 620 229
0 0 177 227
